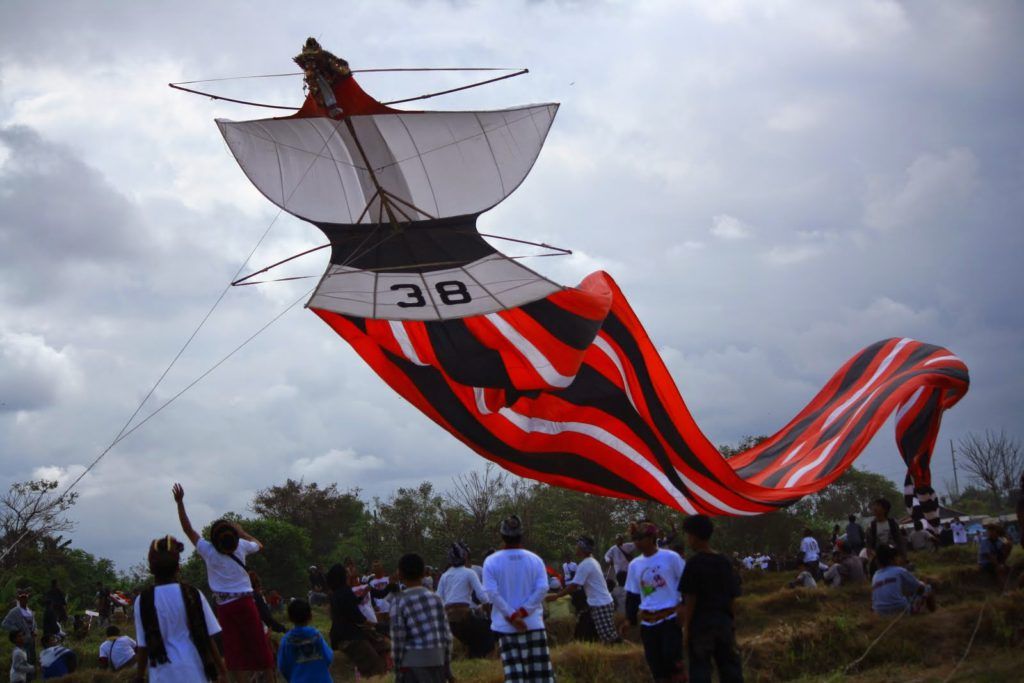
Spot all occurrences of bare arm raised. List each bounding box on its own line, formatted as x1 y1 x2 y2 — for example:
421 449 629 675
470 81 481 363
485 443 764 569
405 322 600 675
172 483 200 546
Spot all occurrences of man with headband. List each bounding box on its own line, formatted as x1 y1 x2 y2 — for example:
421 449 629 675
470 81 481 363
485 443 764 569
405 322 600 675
133 535 227 682
173 483 275 681
483 515 554 682
625 520 687 683
546 535 622 645
436 541 493 658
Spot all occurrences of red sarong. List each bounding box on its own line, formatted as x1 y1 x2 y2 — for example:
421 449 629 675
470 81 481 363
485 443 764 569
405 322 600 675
215 596 273 670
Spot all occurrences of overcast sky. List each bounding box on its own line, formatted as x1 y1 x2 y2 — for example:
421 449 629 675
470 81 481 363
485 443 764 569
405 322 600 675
1 1 1021 569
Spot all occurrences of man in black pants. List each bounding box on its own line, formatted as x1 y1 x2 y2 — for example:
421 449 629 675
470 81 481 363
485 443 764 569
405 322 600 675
679 515 743 683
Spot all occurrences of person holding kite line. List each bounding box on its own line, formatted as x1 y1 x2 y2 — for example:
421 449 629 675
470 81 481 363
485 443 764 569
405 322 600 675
172 484 275 681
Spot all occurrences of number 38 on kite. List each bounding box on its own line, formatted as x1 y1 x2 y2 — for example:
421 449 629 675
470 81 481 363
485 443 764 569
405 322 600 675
184 39 969 522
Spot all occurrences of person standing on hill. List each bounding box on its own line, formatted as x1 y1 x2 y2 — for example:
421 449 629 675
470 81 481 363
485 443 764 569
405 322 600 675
133 535 227 682
324 564 388 678
483 515 554 683
679 515 743 683
546 536 622 645
277 599 333 683
3 590 37 676
865 498 906 571
951 518 968 545
845 515 864 554
390 553 454 683
626 521 687 683
436 542 493 658
799 529 820 578
172 483 275 681
604 535 636 581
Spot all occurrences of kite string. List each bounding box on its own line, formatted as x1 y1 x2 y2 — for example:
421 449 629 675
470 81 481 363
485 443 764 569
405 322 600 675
0 115 351 564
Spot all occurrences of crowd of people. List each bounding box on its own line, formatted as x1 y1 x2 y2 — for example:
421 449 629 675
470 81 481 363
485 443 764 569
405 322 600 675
5 481 1023 682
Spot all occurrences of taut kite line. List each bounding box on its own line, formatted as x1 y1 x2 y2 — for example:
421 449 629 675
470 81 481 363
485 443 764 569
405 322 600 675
197 39 969 523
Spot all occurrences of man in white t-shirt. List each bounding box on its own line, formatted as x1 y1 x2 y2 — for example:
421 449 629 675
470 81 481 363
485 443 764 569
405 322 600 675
800 529 820 577
134 535 226 682
626 521 686 683
562 557 578 584
604 535 636 579
483 515 554 682
98 624 137 671
547 535 621 644
951 519 968 545
437 541 493 658
173 483 274 681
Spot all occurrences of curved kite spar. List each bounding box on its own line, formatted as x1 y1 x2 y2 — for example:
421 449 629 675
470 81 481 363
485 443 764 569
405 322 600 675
213 41 969 519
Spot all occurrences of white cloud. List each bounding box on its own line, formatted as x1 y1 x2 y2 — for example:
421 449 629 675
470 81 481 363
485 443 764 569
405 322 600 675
864 148 980 232
0 330 81 412
710 214 752 240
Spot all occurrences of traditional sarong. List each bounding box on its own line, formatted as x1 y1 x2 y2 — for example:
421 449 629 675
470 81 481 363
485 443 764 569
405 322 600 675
497 629 555 682
214 596 273 670
590 602 620 643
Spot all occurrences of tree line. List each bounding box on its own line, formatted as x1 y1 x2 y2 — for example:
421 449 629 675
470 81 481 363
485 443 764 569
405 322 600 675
2 431 1019 602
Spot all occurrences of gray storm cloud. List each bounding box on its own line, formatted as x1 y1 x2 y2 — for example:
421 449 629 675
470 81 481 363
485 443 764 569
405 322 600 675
0 0 1021 568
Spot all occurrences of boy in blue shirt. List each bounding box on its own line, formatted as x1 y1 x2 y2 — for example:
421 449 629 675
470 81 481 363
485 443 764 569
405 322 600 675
278 599 333 682
871 545 935 616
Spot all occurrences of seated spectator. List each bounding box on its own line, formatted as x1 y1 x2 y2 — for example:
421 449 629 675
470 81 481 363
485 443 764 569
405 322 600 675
822 551 844 588
871 544 935 616
787 569 817 589
938 522 954 547
39 634 77 679
908 521 934 552
98 624 137 671
978 523 1011 585
837 542 867 585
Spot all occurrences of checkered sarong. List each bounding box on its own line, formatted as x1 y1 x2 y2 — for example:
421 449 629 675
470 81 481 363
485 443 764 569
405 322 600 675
590 601 619 643
498 629 555 682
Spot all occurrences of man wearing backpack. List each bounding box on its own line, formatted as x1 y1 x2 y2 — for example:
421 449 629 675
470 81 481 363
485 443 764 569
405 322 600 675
865 498 906 573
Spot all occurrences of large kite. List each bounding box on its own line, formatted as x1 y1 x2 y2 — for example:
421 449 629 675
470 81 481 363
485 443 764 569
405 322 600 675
209 40 969 522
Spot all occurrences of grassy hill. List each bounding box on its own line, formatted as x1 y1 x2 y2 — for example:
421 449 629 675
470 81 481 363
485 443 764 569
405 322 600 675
5 545 1020 681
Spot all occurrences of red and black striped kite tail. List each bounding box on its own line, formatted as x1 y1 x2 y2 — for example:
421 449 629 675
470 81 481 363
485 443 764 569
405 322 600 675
311 271 970 516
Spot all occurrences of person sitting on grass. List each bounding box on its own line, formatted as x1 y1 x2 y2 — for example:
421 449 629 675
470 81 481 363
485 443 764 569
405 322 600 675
978 523 1011 586
277 599 333 682
38 634 77 679
799 529 820 578
786 567 817 589
134 535 227 682
870 544 935 617
98 624 136 671
679 514 744 683
8 630 35 683
390 553 454 683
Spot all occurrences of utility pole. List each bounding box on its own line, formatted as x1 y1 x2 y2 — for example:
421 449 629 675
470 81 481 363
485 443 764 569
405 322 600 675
950 439 960 500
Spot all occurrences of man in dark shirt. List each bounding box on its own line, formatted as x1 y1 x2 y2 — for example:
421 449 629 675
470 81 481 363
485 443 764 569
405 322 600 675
325 563 387 678
845 515 864 554
679 515 743 683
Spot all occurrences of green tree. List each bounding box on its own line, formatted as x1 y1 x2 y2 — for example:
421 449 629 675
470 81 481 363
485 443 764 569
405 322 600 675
790 466 902 526
251 479 365 561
